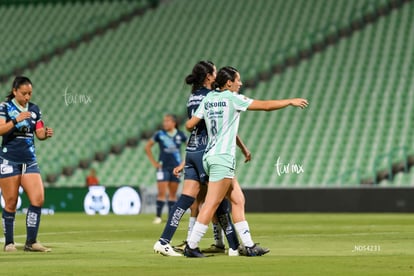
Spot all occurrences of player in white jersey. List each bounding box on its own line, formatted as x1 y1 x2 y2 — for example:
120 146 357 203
184 66 308 257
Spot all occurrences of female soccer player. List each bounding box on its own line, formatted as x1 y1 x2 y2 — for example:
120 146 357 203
184 66 308 257
145 114 187 224
0 76 54 252
154 61 251 257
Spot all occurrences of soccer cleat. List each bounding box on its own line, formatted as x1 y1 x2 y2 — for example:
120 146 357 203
4 243 17 252
244 244 269 257
152 217 162 224
201 244 225 253
228 247 239 256
172 240 187 253
238 244 248 256
153 241 182 256
184 245 205 258
24 242 51 252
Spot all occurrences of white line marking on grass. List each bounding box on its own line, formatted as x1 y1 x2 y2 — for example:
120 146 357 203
276 231 402 238
45 240 137 246
0 229 135 242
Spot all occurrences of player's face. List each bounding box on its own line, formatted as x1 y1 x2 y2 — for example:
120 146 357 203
227 72 243 93
205 66 217 88
210 66 217 81
13 84 32 106
163 116 176 131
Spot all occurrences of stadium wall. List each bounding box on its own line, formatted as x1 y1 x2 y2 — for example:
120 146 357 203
243 188 414 213
7 187 414 213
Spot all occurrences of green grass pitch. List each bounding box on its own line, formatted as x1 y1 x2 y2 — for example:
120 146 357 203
1 213 413 275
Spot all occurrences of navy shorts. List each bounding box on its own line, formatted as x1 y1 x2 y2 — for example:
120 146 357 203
0 157 40 178
156 167 180 183
184 151 208 185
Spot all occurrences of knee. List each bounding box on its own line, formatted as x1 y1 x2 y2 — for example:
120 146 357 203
3 197 18 212
157 190 166 198
30 196 44 207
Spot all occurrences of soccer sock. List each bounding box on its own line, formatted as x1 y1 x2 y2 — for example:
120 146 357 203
187 216 196 241
167 200 176 217
212 223 225 248
26 205 41 245
216 199 239 250
234 220 254 247
156 200 165 218
159 195 194 245
188 221 208 249
2 210 16 245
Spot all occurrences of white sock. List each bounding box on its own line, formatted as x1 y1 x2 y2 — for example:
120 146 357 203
235 221 254 247
188 221 208 249
212 223 225 247
186 217 196 241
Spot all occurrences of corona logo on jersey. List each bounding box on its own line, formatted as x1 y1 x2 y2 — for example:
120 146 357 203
204 100 227 109
83 186 110 215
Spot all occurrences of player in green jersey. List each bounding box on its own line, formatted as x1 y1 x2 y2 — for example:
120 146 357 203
184 66 308 257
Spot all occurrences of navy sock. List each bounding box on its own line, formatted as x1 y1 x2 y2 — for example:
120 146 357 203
156 200 165 218
159 194 194 245
26 205 41 245
2 210 16 245
216 199 240 250
167 200 176 217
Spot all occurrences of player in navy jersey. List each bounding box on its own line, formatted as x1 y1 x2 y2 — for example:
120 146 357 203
0 76 53 252
145 114 187 224
154 61 250 257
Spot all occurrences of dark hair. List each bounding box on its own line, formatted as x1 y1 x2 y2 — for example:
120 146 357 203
185 60 215 92
165 114 178 129
6 76 32 101
215 66 239 89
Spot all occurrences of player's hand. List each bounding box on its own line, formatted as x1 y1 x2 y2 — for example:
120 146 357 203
153 162 162 169
243 151 251 163
173 164 184 177
16 111 31 122
45 127 54 138
290 98 309 109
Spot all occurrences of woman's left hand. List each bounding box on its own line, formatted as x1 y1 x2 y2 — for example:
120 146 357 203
45 127 54 138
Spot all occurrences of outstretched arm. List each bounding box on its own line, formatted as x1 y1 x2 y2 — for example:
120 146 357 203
247 98 308 111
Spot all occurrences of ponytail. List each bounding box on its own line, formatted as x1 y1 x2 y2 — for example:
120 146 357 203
185 60 215 92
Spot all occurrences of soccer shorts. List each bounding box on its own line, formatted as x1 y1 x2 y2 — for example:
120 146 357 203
184 151 208 185
202 154 235 182
0 157 40 178
156 167 180 183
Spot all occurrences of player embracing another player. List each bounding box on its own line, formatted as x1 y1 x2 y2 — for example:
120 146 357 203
184 66 308 257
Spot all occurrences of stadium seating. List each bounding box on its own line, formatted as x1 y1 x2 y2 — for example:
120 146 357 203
0 0 412 187
0 0 148 76
235 1 414 187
